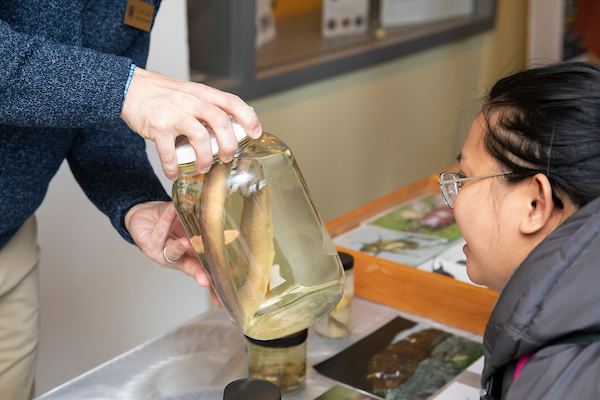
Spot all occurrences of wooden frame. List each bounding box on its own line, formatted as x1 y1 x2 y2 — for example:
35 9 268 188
326 171 498 335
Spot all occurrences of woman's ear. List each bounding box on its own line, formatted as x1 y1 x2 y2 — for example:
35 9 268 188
519 173 556 235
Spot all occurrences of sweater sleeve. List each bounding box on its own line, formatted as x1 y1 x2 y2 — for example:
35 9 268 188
66 121 172 244
0 19 132 128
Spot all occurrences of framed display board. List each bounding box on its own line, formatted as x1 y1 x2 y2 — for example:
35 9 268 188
326 169 498 335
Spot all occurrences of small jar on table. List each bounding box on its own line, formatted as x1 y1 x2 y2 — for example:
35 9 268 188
315 252 354 338
245 329 308 396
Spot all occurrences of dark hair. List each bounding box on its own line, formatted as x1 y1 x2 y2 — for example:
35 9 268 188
482 62 600 209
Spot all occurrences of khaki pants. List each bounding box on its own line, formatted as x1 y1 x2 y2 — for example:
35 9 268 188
0 217 40 400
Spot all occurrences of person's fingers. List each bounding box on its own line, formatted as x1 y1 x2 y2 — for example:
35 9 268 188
121 67 261 179
175 255 211 286
155 135 179 180
230 105 262 140
174 115 213 173
170 217 190 239
163 237 189 265
160 233 212 288
210 286 222 308
197 104 238 163
186 84 262 140
193 265 211 287
151 203 177 248
212 93 261 140
174 98 238 167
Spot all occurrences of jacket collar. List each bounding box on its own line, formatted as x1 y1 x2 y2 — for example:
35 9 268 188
482 195 600 383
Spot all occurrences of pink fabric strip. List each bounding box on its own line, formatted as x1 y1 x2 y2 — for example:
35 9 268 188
513 354 533 382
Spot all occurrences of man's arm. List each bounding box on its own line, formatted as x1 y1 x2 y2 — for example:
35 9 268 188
66 121 170 244
0 18 263 181
0 19 131 128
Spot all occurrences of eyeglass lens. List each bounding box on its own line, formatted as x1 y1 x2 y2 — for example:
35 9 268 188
440 172 459 209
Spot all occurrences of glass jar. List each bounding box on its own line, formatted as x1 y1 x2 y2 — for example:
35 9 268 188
173 121 344 340
315 252 354 338
245 329 308 396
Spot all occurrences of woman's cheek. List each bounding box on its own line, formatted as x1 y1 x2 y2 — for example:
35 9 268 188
453 196 470 239
465 254 485 286
453 191 485 285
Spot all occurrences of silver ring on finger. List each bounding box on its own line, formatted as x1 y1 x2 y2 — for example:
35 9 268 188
163 247 176 263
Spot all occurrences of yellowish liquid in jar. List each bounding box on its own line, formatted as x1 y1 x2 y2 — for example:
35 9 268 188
174 145 343 340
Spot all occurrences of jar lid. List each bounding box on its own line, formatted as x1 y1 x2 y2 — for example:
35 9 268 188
245 329 308 348
223 378 281 400
175 118 248 165
339 251 354 271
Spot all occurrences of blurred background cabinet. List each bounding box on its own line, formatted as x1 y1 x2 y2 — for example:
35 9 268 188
187 0 498 99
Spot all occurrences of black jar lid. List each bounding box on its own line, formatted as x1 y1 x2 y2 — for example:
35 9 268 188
223 378 281 400
339 251 354 271
245 329 308 348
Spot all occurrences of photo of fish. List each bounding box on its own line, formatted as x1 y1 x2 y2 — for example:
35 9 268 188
314 385 382 400
366 194 462 242
333 225 452 267
430 382 481 400
313 317 483 400
416 238 482 286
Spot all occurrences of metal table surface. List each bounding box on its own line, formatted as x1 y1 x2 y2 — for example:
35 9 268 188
37 298 482 400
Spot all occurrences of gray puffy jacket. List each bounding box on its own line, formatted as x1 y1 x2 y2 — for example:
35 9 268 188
480 195 600 399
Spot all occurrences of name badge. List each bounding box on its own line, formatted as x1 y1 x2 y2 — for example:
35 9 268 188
123 0 155 32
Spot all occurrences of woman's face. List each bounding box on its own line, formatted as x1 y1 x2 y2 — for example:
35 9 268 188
454 114 533 291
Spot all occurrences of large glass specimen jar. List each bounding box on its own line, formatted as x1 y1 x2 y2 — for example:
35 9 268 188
173 122 344 340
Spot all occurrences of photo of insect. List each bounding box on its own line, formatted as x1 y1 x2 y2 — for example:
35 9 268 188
359 235 445 257
431 259 455 278
368 194 462 242
420 207 455 229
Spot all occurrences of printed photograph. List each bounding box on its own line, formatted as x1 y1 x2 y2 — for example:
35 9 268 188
417 238 476 285
314 385 382 400
314 317 483 400
430 382 481 400
366 194 462 242
333 225 453 267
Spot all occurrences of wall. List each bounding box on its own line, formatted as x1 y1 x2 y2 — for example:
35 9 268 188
250 0 528 223
34 0 205 395
527 0 564 66
35 0 527 395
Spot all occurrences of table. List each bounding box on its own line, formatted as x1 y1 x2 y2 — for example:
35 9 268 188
37 298 481 400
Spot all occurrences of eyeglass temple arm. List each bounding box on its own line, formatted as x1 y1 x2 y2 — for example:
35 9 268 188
437 171 511 186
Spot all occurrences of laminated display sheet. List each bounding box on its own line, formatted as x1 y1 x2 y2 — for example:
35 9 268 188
313 317 482 399
36 298 482 400
326 173 498 335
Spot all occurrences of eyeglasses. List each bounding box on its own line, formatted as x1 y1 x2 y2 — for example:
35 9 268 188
438 171 512 209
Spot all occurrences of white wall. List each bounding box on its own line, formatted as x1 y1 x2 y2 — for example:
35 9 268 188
527 0 564 66
35 1 211 395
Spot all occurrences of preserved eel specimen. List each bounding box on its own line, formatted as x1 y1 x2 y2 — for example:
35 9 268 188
199 162 244 324
236 159 275 328
200 159 275 330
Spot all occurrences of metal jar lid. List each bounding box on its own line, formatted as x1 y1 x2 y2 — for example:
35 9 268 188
223 378 281 400
245 329 308 348
339 251 354 271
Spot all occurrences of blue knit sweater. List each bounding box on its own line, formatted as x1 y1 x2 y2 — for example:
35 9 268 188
0 0 171 249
